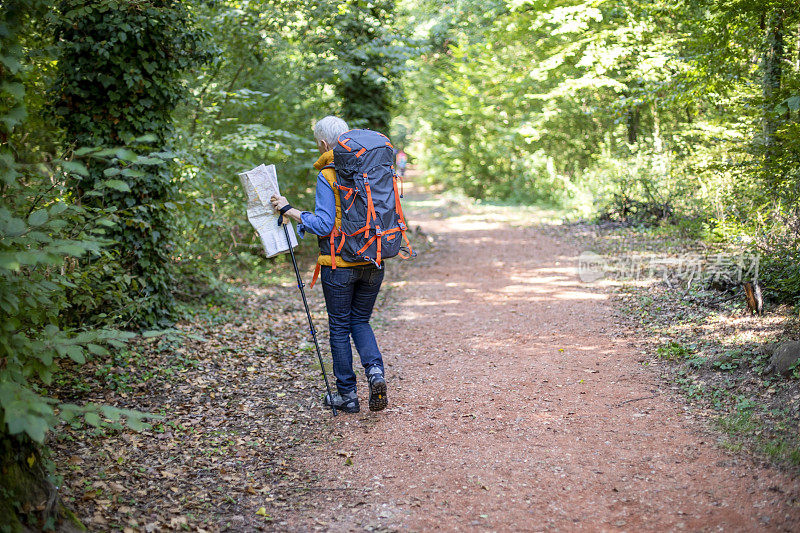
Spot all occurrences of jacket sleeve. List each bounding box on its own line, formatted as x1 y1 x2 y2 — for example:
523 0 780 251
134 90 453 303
297 173 335 238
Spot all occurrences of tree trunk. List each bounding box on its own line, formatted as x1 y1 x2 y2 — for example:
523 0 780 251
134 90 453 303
762 9 784 150
0 433 85 532
627 105 640 144
52 1 205 326
795 21 799 72
652 100 663 154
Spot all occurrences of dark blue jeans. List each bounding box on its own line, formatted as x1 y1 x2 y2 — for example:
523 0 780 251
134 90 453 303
320 265 385 395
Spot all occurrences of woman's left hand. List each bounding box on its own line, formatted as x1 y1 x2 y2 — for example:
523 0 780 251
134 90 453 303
270 195 289 212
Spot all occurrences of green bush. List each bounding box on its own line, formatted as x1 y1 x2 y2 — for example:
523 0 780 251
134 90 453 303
757 215 800 306
0 5 154 499
50 0 210 326
1 153 155 444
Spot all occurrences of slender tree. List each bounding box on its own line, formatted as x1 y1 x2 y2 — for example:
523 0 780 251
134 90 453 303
51 0 208 326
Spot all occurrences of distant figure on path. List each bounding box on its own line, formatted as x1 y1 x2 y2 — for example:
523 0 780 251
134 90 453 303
269 116 388 413
396 148 407 178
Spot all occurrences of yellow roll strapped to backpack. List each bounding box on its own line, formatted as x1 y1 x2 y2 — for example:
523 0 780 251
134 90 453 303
313 150 370 269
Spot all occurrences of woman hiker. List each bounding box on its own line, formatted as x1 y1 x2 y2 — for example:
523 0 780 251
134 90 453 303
270 115 388 413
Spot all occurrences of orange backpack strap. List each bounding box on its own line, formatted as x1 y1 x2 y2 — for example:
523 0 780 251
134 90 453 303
329 228 337 270
393 175 415 259
362 173 378 229
310 263 321 289
376 230 382 265
398 231 414 259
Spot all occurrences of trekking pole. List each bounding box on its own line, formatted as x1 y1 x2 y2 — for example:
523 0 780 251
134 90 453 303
278 215 337 416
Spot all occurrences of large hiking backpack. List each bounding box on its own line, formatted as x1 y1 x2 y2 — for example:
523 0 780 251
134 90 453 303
319 129 413 269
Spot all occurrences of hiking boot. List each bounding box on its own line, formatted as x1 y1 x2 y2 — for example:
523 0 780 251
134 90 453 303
324 391 360 413
366 367 388 412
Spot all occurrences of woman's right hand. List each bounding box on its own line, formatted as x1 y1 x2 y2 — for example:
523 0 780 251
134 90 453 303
270 195 289 212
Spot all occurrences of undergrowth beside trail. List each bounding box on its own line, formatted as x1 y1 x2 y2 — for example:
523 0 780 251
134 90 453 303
49 283 335 531
555 221 800 468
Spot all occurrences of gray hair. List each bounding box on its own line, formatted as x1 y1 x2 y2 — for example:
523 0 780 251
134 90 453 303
313 115 349 147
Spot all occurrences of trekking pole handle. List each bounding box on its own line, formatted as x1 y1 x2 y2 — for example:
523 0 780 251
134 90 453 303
277 204 293 226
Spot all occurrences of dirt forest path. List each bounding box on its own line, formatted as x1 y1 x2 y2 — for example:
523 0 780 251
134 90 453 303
290 173 800 532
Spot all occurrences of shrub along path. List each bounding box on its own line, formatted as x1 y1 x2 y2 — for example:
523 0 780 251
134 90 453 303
283 175 800 531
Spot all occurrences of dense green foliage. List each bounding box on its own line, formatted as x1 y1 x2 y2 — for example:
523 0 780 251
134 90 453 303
331 0 408 130
1 1 180 449
401 0 799 303
52 0 209 325
0 22 164 530
1 0 406 472
1 3 212 526
173 0 407 288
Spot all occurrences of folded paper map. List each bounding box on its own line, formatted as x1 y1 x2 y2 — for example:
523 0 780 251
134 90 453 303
239 164 298 258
